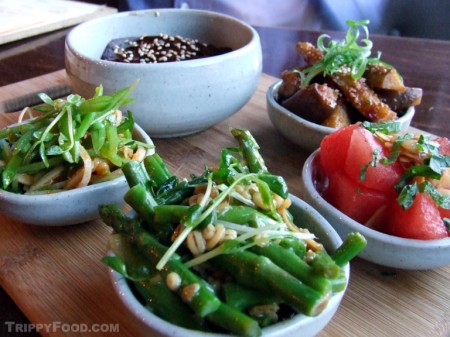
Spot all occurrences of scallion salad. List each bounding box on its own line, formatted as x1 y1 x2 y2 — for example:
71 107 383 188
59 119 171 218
0 83 154 194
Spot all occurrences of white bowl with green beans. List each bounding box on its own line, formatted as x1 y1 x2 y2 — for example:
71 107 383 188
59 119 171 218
108 195 351 337
0 85 154 226
101 128 365 337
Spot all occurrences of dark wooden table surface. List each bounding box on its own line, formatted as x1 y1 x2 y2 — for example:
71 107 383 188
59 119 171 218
0 21 449 337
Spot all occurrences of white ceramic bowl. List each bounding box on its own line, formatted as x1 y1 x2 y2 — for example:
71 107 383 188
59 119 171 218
0 124 153 226
267 80 415 153
109 195 350 337
65 9 262 138
302 150 450 270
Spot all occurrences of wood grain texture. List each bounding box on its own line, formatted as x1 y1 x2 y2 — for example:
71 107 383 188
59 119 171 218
0 73 448 337
0 69 69 113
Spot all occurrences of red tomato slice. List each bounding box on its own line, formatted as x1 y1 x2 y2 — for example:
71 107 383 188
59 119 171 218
324 172 391 225
343 127 402 194
319 123 360 178
437 137 450 155
386 193 448 240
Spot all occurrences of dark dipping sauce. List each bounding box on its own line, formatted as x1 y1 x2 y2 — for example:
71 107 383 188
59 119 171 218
101 34 232 64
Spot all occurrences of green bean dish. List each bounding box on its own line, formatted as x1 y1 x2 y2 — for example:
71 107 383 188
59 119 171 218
100 128 366 337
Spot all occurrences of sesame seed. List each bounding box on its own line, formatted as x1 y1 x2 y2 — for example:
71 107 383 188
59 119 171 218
103 34 231 64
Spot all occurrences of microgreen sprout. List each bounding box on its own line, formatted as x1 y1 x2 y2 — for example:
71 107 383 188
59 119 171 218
299 19 387 87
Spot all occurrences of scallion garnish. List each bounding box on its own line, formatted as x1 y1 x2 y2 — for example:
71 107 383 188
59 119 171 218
299 19 387 87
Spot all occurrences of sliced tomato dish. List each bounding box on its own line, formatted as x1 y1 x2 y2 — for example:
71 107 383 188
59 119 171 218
319 122 450 240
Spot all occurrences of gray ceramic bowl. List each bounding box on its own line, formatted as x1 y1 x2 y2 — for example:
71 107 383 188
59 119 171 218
0 124 153 226
65 9 262 138
109 195 350 337
302 150 450 270
267 80 415 153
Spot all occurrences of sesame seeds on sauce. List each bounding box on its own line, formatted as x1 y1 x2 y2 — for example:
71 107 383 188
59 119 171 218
101 34 232 64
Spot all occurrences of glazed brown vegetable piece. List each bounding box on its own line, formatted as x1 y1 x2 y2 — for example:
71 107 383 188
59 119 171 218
376 87 423 112
296 42 398 122
278 70 301 101
331 71 397 122
364 64 406 92
296 42 323 65
281 83 351 128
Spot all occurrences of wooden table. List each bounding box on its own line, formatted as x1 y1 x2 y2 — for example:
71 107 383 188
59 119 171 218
0 23 449 337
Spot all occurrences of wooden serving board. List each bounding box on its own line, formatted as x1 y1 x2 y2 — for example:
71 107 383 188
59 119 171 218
0 72 449 337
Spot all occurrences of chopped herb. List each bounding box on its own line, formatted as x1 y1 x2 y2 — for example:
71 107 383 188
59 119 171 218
444 218 450 231
361 121 401 134
420 181 450 209
428 154 450 175
360 148 381 181
396 182 418 210
380 133 414 165
394 165 441 194
416 134 440 155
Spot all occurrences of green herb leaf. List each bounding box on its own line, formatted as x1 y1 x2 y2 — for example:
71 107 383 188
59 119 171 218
420 181 450 209
37 93 55 106
428 155 450 175
444 218 450 231
46 145 65 156
360 148 381 181
394 165 441 194
361 121 401 134
380 134 414 165
396 183 418 210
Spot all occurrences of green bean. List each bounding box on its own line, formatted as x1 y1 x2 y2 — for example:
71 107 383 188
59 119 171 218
251 243 332 296
213 251 329 316
124 184 157 224
331 232 367 267
223 283 281 311
143 153 172 188
309 250 341 279
153 205 189 225
278 237 307 257
122 160 151 189
99 205 221 317
218 205 277 226
231 128 268 174
207 303 261 337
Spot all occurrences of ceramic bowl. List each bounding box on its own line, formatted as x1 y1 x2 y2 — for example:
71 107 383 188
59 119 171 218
0 124 153 226
65 9 262 138
266 80 415 153
109 195 350 337
302 150 450 270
